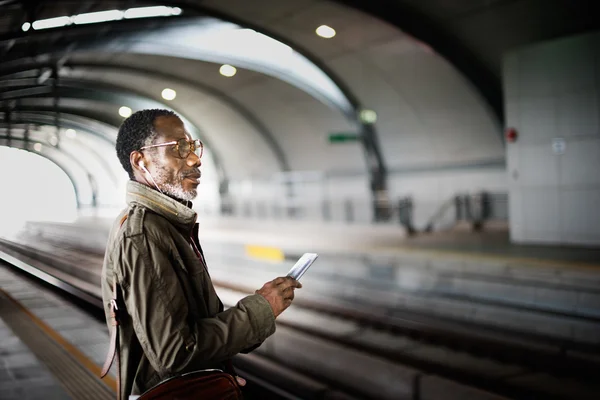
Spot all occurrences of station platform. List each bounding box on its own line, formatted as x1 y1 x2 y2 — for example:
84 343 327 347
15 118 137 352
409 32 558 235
226 218 600 268
12 215 600 268
0 263 114 400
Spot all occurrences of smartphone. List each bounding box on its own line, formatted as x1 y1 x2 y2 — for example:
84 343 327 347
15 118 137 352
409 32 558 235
287 253 318 281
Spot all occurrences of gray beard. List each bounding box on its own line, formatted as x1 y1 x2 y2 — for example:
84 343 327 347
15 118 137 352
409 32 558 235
162 181 197 201
154 165 198 201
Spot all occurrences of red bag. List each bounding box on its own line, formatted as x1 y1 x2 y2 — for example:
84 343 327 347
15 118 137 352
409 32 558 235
138 369 242 400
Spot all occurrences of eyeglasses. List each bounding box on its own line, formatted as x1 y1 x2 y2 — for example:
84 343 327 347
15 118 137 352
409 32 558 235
139 138 203 159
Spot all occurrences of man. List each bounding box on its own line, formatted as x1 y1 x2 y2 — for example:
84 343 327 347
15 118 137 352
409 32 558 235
101 109 301 399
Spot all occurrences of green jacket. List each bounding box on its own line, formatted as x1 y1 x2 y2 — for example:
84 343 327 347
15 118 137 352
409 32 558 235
101 181 276 398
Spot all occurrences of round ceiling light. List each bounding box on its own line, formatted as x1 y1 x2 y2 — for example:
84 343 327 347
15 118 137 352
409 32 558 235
34 143 42 152
65 128 77 138
219 64 237 77
22 22 31 31
119 106 132 118
359 109 377 124
316 25 336 39
161 88 176 100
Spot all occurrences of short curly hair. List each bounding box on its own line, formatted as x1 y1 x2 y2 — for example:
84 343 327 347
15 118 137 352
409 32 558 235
116 109 177 179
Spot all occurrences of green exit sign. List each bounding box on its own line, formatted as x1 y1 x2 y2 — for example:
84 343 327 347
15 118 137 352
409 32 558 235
328 132 360 143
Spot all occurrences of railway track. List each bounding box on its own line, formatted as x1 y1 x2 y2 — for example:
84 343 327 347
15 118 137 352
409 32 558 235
1 237 599 399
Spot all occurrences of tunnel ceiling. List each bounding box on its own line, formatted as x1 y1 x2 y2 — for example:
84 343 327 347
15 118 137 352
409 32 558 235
0 0 598 207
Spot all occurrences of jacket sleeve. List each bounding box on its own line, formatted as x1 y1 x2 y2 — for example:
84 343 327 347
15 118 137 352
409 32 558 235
116 231 276 379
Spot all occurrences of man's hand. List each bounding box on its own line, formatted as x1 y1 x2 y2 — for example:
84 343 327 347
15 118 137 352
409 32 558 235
235 376 246 386
256 276 302 318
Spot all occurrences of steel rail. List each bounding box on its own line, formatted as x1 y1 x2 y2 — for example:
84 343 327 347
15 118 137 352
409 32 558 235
1 239 599 399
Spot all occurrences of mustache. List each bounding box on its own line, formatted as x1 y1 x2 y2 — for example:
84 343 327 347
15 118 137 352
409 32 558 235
181 169 201 178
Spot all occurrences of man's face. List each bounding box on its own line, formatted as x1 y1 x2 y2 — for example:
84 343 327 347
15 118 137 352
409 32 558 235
147 116 202 201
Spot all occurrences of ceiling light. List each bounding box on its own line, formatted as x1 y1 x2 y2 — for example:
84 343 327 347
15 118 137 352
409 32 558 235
219 64 237 77
73 10 124 25
49 135 59 146
34 143 42 152
124 6 172 19
65 129 77 139
119 106 132 118
25 6 183 33
316 25 336 39
359 109 377 124
161 88 176 100
32 16 71 30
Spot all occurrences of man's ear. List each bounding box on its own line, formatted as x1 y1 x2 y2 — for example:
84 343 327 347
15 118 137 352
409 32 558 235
130 151 145 173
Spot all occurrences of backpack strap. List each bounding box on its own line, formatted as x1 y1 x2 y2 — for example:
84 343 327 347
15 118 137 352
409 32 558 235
101 214 128 399
101 278 122 399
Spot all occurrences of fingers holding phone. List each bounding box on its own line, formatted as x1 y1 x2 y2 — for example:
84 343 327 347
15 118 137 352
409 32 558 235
256 252 317 318
256 276 301 317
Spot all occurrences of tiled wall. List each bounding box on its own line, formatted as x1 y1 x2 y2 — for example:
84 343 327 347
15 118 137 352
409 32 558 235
504 32 600 246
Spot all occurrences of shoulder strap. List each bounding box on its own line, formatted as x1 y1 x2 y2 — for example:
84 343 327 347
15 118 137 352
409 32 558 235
101 279 121 399
101 213 129 399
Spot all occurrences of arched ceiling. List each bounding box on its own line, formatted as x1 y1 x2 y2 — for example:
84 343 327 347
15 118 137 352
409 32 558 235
0 112 121 184
184 0 600 119
0 81 226 185
0 0 597 208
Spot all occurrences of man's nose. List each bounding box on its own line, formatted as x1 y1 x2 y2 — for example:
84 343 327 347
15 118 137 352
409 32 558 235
187 152 201 167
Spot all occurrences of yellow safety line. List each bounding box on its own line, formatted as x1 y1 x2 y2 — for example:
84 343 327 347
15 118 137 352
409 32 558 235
245 245 285 262
0 287 117 393
243 240 599 270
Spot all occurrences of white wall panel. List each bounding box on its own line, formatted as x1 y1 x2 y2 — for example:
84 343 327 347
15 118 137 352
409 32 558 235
560 189 600 244
517 43 556 97
556 91 599 138
505 31 600 246
518 98 557 143
552 36 597 94
522 188 560 239
518 143 559 186
560 138 600 186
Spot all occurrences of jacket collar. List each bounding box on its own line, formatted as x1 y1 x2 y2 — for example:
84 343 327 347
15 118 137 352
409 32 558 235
126 180 197 231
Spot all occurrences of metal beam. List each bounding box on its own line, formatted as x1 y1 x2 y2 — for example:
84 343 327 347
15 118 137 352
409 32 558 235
0 119 120 186
0 80 231 194
0 108 121 185
0 0 20 7
360 123 389 221
5 104 125 134
0 64 291 172
6 110 117 145
1 14 355 116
